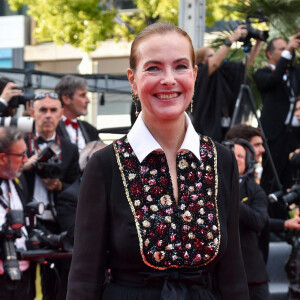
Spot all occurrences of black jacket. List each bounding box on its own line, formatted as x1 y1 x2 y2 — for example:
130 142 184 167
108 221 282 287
254 56 300 141
24 135 80 203
239 176 269 283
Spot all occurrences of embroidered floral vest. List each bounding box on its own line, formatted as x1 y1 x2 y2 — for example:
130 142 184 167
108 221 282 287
114 135 220 270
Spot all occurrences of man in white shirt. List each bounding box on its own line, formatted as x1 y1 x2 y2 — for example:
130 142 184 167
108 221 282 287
55 75 100 152
24 92 80 300
0 126 34 300
254 33 300 195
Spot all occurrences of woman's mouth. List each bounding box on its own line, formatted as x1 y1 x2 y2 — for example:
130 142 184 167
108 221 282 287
156 93 180 100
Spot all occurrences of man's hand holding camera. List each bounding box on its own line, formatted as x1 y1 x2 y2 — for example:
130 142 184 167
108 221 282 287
286 33 300 53
284 216 300 230
229 24 248 43
0 82 22 105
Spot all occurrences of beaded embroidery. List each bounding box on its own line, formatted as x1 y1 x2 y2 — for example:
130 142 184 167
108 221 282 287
114 135 220 270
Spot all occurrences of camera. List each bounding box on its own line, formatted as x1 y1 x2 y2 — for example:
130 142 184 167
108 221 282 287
8 88 35 108
0 202 44 281
0 116 34 133
237 10 269 53
269 183 300 206
34 141 62 179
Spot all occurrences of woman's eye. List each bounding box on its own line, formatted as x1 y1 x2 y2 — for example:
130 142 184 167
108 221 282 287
146 66 160 72
176 64 188 70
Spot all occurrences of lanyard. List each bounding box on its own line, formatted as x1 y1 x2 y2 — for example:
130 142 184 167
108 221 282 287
28 133 62 160
0 180 11 211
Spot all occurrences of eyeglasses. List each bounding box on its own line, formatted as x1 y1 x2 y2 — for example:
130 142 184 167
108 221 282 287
4 152 27 159
34 92 58 101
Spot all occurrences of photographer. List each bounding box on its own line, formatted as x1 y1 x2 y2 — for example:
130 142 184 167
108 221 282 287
232 140 270 300
0 126 34 300
254 33 300 195
192 24 263 142
0 78 22 117
24 92 80 300
226 124 300 262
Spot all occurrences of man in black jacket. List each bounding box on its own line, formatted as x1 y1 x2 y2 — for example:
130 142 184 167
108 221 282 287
254 34 300 193
55 75 99 152
24 92 80 300
0 126 35 300
233 140 269 300
226 125 300 261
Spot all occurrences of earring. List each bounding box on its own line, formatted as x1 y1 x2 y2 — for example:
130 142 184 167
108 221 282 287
132 91 140 117
190 98 193 113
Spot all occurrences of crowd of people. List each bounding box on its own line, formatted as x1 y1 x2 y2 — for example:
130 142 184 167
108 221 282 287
1 21 300 300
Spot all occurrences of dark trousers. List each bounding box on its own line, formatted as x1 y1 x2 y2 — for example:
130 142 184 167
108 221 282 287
0 268 35 300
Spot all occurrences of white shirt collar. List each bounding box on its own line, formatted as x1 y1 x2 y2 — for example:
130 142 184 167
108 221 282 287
36 132 56 142
62 115 78 123
127 112 200 163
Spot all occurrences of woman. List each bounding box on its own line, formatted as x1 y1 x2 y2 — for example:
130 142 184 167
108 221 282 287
67 22 249 300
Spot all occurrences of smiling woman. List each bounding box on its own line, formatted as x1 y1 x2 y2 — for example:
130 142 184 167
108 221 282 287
67 22 249 300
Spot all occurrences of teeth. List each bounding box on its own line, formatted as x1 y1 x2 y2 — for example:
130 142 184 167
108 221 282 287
156 93 179 99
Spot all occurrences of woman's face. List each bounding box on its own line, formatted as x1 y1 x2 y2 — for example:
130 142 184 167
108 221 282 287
127 32 197 124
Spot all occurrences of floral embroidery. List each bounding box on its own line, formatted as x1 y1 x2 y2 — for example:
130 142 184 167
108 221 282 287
114 135 220 270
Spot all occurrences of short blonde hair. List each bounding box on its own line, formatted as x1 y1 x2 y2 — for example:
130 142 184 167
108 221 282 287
195 47 210 65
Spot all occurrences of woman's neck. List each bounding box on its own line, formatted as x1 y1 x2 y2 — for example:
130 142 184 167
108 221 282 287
143 114 187 153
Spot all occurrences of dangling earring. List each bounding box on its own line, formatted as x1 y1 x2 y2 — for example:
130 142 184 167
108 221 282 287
132 91 140 117
190 98 193 113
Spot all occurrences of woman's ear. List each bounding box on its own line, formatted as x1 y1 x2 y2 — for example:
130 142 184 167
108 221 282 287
127 68 137 95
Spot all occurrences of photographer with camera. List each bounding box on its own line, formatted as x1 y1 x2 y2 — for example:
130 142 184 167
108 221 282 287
192 22 263 142
0 78 23 118
226 124 300 263
23 92 80 300
230 139 270 300
0 126 35 300
254 33 300 196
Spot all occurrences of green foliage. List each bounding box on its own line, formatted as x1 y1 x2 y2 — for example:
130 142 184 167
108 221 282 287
206 0 240 26
7 0 180 50
8 0 116 52
114 0 178 40
225 0 300 40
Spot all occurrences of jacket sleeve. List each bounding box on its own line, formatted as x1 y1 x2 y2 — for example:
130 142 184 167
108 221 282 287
66 148 110 299
254 56 290 92
61 143 80 190
239 179 269 232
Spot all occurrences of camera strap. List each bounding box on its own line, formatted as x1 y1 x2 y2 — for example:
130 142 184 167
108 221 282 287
0 179 10 211
28 132 62 160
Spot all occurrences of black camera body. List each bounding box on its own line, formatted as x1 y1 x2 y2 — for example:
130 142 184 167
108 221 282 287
269 183 300 206
0 202 44 281
238 10 269 53
8 88 35 108
34 141 63 179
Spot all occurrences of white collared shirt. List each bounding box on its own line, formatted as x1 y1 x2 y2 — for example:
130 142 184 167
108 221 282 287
61 115 86 151
0 179 28 250
0 98 8 106
127 112 201 163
